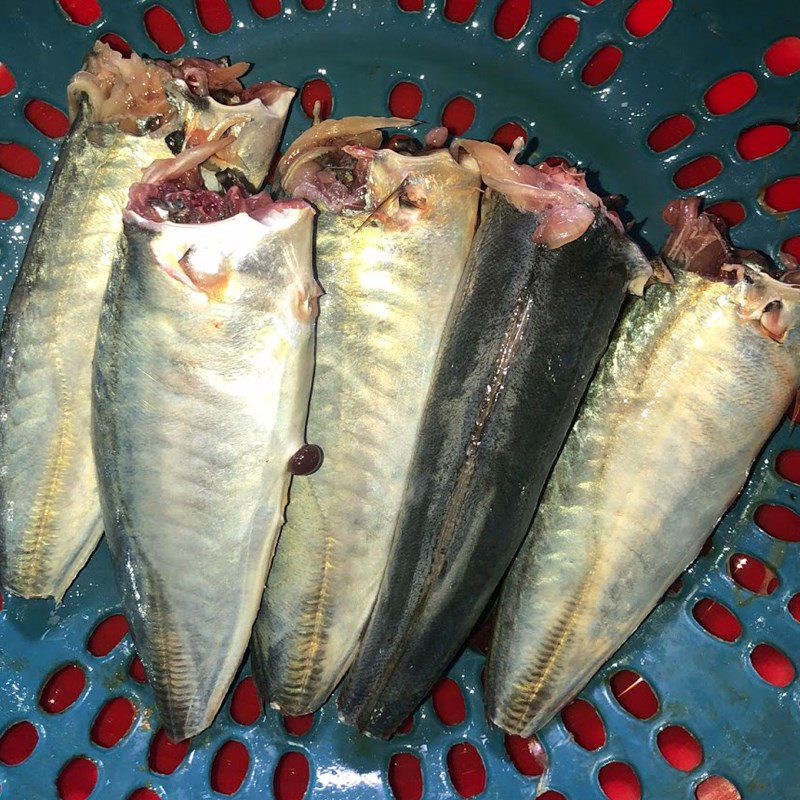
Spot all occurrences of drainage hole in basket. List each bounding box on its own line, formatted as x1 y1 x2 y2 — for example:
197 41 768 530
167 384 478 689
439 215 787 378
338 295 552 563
144 6 186 55
397 0 424 11
388 752 423 800
667 578 683 596
283 712 314 736
705 201 745 228
444 0 478 25
230 676 262 726
727 552 779 595
393 713 414 735
129 653 148 684
704 72 758 115
560 698 606 750
494 0 531 41
148 728 190 775
673 155 723 190
691 598 742 642
538 16 580 63
598 761 641 800
624 0 672 38
0 63 15 96
608 669 659 719
87 613 129 657
538 793 567 800
300 78 333 119
754 503 800 542
504 733 547 777
447 742 486 798
24 100 69 139
431 676 466 726
764 36 800 77
581 45 623 87
0 720 38 766
39 663 87 714
750 643 796 687
99 32 132 56
196 0 233 34
656 725 703 771
762 176 800 214
736 124 791 160
694 775 742 800
492 122 528 151
211 740 250 796
274 751 311 800
90 696 137 748
0 192 17 220
0 142 41 179
56 756 98 800
127 789 162 800
251 0 281 18
646 114 695 153
442 97 476 137
388 82 423 119
782 236 800 264
56 0 102 26
788 593 800 623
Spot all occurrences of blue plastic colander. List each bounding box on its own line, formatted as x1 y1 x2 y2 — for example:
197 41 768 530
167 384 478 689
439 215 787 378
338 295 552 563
0 2 799 799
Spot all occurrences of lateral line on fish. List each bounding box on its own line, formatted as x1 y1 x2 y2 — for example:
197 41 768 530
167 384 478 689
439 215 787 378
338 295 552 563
504 551 599 731
354 289 534 725
282 535 336 706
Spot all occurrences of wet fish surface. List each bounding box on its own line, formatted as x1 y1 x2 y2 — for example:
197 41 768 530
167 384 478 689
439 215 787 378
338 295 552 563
337 140 651 738
92 146 317 740
486 198 800 736
0 43 294 602
251 118 481 715
0 47 176 601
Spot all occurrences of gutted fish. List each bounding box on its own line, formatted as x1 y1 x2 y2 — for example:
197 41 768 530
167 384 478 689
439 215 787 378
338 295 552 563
155 56 295 189
486 198 800 737
250 118 481 715
337 140 651 738
0 42 294 602
92 143 316 741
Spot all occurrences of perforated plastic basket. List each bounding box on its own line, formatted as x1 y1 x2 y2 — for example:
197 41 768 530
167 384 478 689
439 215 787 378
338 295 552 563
0 2 799 799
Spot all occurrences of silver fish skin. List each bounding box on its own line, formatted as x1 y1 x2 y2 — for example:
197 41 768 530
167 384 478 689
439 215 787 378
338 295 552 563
92 204 316 741
251 145 481 715
487 267 800 737
0 105 173 601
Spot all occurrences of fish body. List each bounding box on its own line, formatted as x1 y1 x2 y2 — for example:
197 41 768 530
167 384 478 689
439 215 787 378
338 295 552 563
252 143 481 715
337 186 650 737
93 201 316 740
486 264 800 736
0 107 171 600
0 43 294 602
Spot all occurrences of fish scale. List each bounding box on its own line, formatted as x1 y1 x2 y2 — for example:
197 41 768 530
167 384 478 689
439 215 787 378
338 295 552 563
253 148 481 715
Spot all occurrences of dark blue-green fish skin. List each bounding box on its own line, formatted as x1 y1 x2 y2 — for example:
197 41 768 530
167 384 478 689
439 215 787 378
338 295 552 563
337 193 650 738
